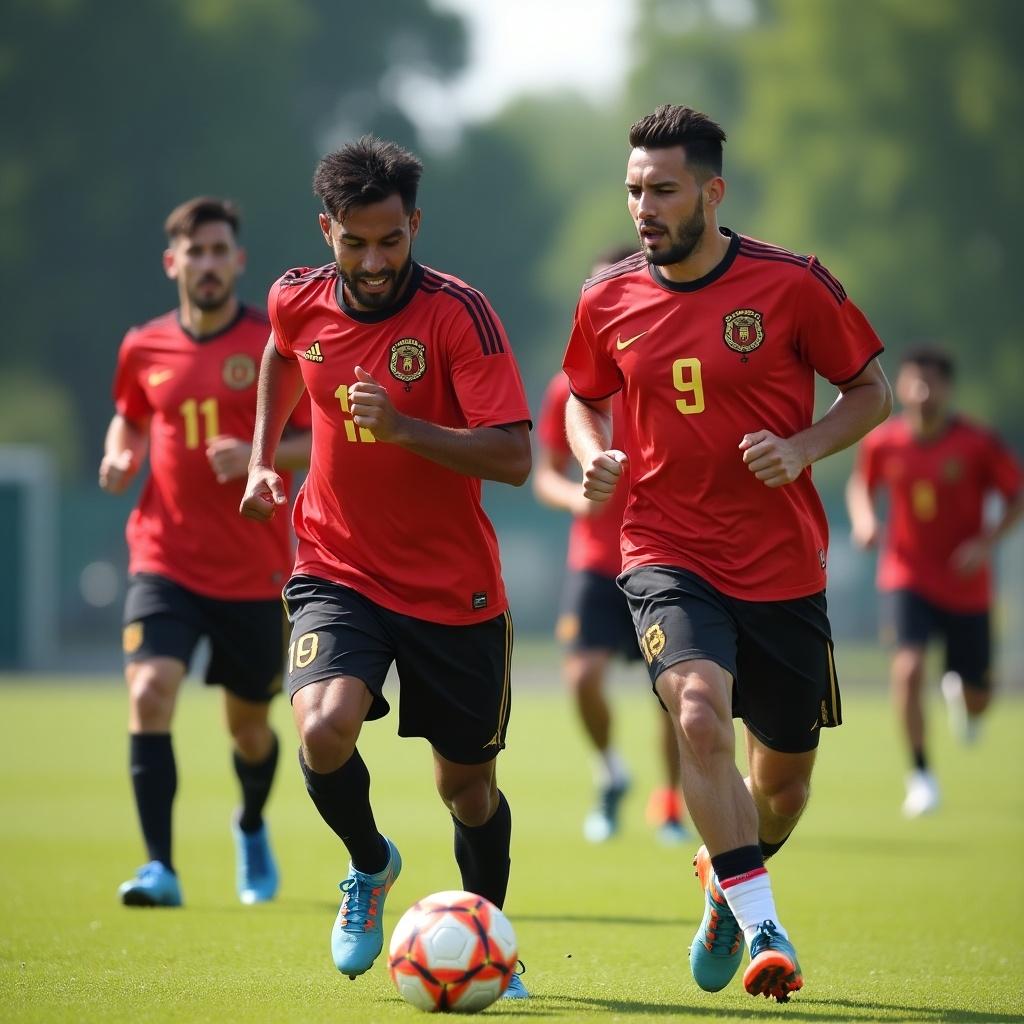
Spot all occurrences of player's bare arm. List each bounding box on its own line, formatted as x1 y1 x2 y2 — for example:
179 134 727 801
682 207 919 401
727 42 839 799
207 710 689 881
565 394 628 504
845 468 880 548
347 365 531 485
532 443 598 518
207 427 311 484
741 358 891 488
951 488 1024 575
241 337 307 521
99 413 149 494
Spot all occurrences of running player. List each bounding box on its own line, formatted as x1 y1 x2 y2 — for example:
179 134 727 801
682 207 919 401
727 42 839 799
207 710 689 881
562 105 891 1001
534 245 688 845
240 137 531 997
847 345 1023 816
100 196 311 908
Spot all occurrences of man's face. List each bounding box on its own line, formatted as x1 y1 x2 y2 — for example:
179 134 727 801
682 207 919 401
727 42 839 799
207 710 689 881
163 220 243 311
896 363 952 419
320 194 421 312
626 145 710 266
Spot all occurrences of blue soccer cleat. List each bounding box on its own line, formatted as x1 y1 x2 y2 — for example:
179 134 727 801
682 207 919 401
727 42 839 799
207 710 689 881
118 860 183 907
332 836 401 979
583 777 630 843
233 817 279 905
503 966 529 1000
689 845 744 991
743 920 803 1002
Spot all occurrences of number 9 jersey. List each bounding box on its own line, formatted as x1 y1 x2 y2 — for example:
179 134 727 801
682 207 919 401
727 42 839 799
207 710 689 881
561 232 884 602
113 307 312 599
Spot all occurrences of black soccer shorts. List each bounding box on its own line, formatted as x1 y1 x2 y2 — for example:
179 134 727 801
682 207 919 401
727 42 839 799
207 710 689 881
122 573 285 703
555 568 643 662
618 564 841 753
884 589 992 690
281 575 513 765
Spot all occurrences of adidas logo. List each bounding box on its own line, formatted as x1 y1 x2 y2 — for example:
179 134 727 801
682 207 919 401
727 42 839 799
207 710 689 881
301 341 324 363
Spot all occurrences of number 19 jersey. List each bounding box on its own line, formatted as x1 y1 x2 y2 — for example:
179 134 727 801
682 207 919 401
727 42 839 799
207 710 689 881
562 230 884 601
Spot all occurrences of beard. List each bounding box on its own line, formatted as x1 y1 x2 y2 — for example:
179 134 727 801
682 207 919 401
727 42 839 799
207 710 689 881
640 201 706 266
340 252 414 311
187 275 233 312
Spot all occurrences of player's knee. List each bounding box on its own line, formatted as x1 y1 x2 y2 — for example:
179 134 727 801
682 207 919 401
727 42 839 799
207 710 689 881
564 656 604 696
892 648 925 686
229 718 273 761
763 776 810 822
438 775 495 827
297 709 357 772
128 668 176 727
676 688 731 762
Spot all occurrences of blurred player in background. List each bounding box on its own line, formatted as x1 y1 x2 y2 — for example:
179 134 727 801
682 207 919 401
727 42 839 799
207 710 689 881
240 137 531 997
99 197 311 908
563 104 891 1002
534 244 688 846
846 345 1023 817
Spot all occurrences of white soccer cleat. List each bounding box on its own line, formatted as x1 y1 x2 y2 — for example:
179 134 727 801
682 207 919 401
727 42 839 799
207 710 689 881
902 769 940 818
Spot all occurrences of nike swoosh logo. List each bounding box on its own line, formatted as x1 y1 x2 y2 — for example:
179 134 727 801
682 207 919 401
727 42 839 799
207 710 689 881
616 331 647 350
810 719 820 732
148 370 174 386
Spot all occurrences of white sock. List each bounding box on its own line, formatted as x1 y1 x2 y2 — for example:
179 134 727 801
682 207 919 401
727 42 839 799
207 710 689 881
595 749 628 788
720 868 789 945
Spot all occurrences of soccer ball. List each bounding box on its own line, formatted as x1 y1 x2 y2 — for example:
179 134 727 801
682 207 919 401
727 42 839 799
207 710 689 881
388 890 518 1013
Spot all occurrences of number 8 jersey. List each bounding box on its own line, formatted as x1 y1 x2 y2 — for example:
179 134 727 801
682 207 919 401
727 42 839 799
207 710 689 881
561 231 884 601
113 306 311 599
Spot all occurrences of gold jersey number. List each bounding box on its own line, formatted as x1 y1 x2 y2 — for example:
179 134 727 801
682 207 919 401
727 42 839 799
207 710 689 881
672 357 705 415
179 398 219 449
334 385 376 443
911 479 937 521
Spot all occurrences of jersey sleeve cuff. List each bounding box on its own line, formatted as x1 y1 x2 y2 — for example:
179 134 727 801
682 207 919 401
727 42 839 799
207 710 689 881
830 347 884 387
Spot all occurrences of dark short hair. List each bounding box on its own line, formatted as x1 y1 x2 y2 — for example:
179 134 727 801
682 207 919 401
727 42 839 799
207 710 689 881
900 344 955 380
313 135 424 220
628 104 727 179
164 196 240 242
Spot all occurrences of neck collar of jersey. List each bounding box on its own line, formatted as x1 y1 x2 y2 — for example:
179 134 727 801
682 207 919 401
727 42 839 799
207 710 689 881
178 302 245 343
336 262 424 323
648 228 740 293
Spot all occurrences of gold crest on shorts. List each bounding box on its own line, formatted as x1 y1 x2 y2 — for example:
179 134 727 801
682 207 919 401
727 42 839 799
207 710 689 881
123 622 143 654
640 622 666 664
723 309 764 360
222 354 257 390
389 339 426 383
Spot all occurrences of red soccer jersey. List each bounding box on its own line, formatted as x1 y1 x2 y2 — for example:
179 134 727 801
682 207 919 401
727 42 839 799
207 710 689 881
562 231 884 601
113 306 311 600
857 414 1023 612
269 262 531 625
537 372 628 579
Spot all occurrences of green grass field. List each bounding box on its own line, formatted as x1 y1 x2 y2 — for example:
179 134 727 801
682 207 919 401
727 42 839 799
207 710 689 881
2 655 1022 1023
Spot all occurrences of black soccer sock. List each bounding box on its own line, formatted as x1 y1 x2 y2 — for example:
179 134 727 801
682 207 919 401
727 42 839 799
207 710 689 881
298 747 388 874
452 790 512 909
233 731 279 833
129 732 177 873
912 748 928 772
759 831 793 861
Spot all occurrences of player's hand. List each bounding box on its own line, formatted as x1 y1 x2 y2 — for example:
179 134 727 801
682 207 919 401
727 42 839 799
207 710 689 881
851 517 879 549
739 430 808 488
349 366 404 442
581 449 628 503
98 449 137 494
240 466 287 522
950 535 991 576
206 435 252 483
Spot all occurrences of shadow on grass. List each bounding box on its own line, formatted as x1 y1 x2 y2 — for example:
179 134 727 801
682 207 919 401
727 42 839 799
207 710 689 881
502 994 1024 1021
512 913 692 928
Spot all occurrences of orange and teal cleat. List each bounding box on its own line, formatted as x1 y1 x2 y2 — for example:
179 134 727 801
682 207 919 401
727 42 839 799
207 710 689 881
689 845 744 991
743 920 803 1002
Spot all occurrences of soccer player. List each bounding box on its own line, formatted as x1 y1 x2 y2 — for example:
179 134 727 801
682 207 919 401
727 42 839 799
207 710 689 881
534 245 688 845
562 105 891 1001
240 137 532 998
100 197 312 908
846 346 1023 817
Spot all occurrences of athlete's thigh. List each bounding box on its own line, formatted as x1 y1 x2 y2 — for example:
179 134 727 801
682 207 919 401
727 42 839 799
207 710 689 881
939 606 992 690
734 591 839 754
883 589 935 650
122 572 202 671
618 565 739 701
201 594 287 703
392 609 513 766
281 575 394 718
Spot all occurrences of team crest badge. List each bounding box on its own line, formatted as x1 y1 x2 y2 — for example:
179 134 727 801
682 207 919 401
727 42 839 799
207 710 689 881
222 354 257 389
389 338 427 386
723 309 764 361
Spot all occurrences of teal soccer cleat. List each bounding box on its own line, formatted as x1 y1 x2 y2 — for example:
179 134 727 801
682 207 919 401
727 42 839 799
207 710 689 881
583 777 630 843
743 920 803 1001
503 967 529 1000
233 818 279 904
118 861 183 907
332 836 401 979
689 846 743 991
